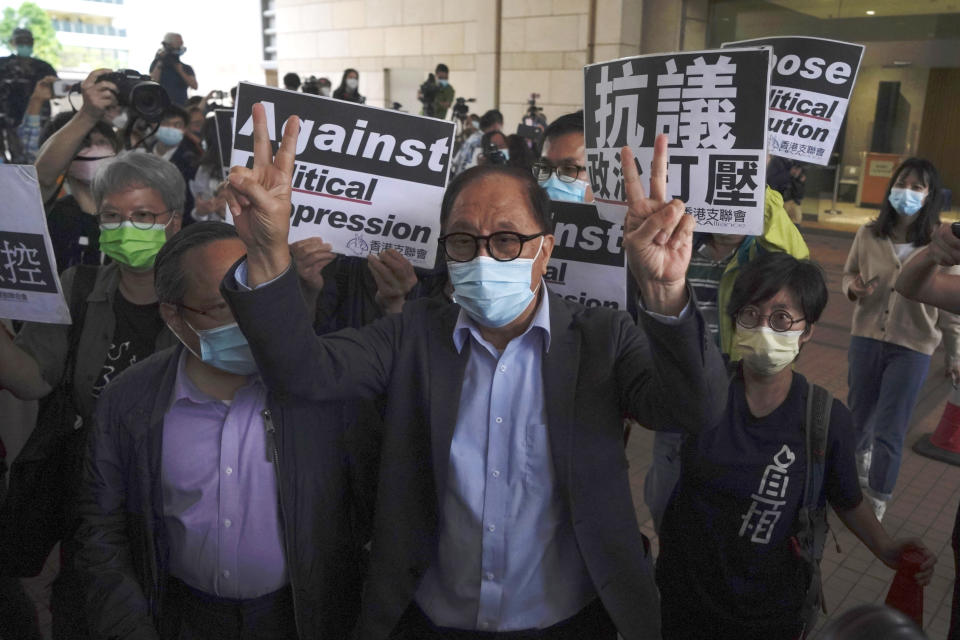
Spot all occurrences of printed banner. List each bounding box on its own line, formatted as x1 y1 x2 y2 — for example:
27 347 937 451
723 36 864 166
213 108 234 180
584 48 770 235
231 83 456 268
0 165 70 324
545 201 626 310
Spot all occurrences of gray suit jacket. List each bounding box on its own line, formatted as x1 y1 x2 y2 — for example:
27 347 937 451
223 262 727 640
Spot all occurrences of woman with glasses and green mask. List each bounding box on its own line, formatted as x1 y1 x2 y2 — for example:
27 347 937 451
655 252 936 640
0 151 182 638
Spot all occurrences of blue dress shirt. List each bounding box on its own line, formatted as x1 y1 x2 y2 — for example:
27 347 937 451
414 292 595 631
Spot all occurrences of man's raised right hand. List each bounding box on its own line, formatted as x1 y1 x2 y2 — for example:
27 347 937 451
223 102 300 286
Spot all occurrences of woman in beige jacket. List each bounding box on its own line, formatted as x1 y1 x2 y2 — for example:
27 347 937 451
842 158 960 521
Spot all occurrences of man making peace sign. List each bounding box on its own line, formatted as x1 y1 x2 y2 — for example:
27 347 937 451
220 104 727 640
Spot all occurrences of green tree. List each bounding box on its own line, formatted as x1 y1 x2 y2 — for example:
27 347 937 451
0 2 62 69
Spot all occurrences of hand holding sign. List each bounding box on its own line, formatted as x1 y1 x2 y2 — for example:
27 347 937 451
224 102 299 286
622 134 694 316
369 249 418 314
291 237 336 293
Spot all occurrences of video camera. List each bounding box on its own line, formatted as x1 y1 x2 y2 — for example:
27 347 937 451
419 73 438 117
95 70 170 122
451 96 475 122
517 92 546 149
301 76 320 95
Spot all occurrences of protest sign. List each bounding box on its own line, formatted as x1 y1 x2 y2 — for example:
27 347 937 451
213 108 234 179
231 82 456 268
723 36 864 166
545 201 626 310
0 165 70 324
584 47 770 235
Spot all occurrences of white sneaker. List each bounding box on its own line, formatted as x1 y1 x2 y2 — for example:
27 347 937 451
863 488 888 521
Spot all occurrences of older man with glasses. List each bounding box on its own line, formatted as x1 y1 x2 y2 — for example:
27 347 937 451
219 104 728 640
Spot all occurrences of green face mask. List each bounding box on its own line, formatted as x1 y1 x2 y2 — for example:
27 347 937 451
15 45 33 57
99 222 167 270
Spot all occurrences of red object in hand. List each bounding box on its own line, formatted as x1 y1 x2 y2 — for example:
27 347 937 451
884 549 925 628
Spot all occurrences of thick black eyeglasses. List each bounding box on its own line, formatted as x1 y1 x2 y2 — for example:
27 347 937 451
439 231 545 262
736 306 805 333
532 161 587 184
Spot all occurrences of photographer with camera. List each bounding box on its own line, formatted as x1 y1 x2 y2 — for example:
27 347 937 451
451 108 502 176
418 63 454 119
1 28 57 161
149 32 197 106
34 69 122 270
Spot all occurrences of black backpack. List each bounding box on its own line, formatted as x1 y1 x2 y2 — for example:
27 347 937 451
0 265 98 577
794 381 834 638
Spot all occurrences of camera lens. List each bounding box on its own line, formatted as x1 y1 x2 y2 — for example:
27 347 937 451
130 82 170 122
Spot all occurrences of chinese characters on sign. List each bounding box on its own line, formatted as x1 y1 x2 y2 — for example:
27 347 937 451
584 48 770 235
0 165 70 324
723 36 864 167
0 232 57 293
739 444 796 544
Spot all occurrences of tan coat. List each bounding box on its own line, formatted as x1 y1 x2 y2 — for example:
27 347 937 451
842 223 960 362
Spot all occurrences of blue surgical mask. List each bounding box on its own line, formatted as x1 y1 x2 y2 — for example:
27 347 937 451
447 238 543 328
15 45 32 57
438 79 449 87
155 126 183 147
888 187 925 216
185 320 258 375
540 174 588 203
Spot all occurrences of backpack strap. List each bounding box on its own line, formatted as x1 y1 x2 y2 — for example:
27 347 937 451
796 380 833 635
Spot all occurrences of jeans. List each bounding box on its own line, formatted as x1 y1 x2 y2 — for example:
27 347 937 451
847 336 931 499
643 431 683 534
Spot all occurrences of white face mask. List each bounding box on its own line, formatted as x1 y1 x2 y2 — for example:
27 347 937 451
320 86 331 97
345 77 358 90
735 326 803 376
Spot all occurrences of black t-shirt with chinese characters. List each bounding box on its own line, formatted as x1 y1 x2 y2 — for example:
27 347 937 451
91 293 163 398
656 370 862 629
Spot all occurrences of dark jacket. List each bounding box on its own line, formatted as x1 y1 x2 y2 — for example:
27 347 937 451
223 263 728 640
74 344 377 640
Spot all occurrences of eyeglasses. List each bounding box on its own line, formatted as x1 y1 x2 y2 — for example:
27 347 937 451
179 300 233 323
736 306 805 333
96 209 173 230
439 231 545 262
532 161 587 184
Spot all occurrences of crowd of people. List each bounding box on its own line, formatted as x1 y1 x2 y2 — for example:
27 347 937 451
0 25 957 640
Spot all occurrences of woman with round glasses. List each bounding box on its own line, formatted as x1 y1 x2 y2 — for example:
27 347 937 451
655 251 935 640
0 151 183 635
842 158 960 521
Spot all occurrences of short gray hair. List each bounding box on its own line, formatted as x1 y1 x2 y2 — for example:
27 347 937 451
91 151 186 214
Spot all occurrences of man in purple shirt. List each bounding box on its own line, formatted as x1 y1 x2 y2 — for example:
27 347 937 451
75 222 375 639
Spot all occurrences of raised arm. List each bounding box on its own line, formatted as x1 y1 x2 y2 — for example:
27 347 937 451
34 69 117 202
896 224 960 314
221 103 398 402
617 134 726 431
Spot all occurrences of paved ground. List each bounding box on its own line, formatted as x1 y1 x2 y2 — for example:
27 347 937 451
626 227 959 638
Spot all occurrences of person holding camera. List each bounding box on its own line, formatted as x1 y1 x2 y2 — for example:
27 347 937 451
418 63 454 119
149 32 197 106
0 28 57 162
34 68 122 271
451 109 502 176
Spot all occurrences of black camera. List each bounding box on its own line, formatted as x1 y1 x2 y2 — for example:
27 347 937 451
451 96 475 121
96 69 170 122
419 73 440 117
484 140 508 166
